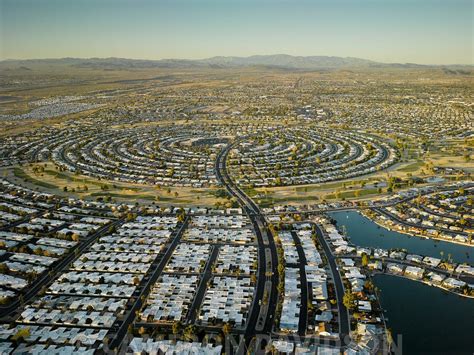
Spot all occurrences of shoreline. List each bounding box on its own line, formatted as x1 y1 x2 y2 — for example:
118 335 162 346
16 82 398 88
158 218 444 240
358 210 474 249
371 271 474 299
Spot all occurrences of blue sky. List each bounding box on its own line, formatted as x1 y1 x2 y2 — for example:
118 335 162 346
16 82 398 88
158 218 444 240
1 0 472 64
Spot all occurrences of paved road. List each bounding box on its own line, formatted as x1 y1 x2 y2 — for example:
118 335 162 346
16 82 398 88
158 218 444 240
290 231 308 336
186 245 220 324
345 254 474 283
215 141 353 350
107 216 190 350
0 205 52 232
0 217 125 319
263 182 474 218
310 223 351 343
215 141 279 348
373 207 470 237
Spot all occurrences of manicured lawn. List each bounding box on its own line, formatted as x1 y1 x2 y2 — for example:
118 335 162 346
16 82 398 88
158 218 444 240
397 161 424 172
13 167 58 189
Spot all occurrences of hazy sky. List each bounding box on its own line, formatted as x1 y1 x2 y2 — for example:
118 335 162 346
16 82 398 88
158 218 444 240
1 0 472 64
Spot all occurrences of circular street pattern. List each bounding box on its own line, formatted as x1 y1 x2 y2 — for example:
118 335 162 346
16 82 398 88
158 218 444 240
19 126 235 187
227 127 398 187
13 125 398 188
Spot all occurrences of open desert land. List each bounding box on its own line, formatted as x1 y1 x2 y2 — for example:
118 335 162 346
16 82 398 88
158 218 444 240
0 58 472 355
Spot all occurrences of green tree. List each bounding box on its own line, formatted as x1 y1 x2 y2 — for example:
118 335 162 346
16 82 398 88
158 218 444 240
12 327 30 342
361 253 369 267
133 276 140 286
222 322 232 335
172 321 182 335
183 325 197 341
343 290 356 310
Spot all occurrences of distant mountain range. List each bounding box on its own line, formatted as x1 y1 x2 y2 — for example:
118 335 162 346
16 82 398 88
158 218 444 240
1 55 472 71
199 54 380 68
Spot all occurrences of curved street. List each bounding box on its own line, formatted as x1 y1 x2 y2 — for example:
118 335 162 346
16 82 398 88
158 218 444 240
215 141 279 344
215 140 351 350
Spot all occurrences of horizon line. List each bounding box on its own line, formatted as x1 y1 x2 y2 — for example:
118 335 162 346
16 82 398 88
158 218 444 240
1 54 472 67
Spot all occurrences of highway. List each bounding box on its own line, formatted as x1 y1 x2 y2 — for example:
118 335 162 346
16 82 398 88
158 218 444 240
215 140 353 350
214 141 279 348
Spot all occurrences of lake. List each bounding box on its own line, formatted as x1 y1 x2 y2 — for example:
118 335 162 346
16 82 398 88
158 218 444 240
374 274 474 355
328 210 474 354
328 210 472 264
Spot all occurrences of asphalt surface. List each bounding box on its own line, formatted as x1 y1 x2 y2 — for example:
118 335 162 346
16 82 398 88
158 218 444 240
373 207 469 237
186 245 220 324
215 140 355 350
310 223 351 343
0 217 125 319
290 231 309 336
107 216 190 350
214 141 279 348
347 255 474 284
